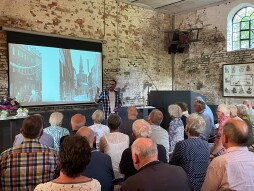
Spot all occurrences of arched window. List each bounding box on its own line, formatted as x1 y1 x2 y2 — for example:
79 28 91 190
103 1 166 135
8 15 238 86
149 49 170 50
227 4 254 51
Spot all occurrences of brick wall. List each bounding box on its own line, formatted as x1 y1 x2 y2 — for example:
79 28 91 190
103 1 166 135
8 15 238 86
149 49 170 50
174 0 254 105
0 0 173 108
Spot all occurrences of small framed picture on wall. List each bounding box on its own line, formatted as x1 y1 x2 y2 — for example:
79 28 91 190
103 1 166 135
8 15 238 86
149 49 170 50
223 63 254 97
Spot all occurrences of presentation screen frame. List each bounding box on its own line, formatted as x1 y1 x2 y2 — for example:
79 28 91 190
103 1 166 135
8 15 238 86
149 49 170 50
7 31 103 107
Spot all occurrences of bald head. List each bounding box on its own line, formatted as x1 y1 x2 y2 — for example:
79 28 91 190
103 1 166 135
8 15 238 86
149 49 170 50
71 114 86 131
148 109 163 126
223 119 249 148
127 106 138 120
132 137 158 170
76 126 94 148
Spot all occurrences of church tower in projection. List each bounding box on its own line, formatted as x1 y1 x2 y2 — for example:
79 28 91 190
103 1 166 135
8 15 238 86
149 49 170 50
59 49 76 101
77 55 88 97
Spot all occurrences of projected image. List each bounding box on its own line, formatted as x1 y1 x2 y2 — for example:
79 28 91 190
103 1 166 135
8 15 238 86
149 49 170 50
9 43 102 106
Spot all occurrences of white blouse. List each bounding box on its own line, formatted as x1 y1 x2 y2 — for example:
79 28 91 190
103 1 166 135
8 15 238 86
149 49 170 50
100 132 129 178
89 124 110 149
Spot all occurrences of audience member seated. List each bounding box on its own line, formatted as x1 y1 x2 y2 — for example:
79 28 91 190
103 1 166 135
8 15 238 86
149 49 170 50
148 109 169 162
89 109 110 149
34 135 101 191
119 119 167 180
119 106 138 146
236 104 254 147
121 137 192 191
99 114 129 179
44 112 70 152
228 104 242 120
195 96 215 126
70 113 86 134
175 102 190 139
243 100 254 127
194 100 215 141
13 114 54 148
169 113 210 191
77 127 114 191
201 119 254 191
211 104 231 158
0 115 59 191
168 104 184 152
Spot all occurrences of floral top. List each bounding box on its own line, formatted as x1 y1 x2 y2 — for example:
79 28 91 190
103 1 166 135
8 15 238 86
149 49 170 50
168 118 184 152
44 125 70 152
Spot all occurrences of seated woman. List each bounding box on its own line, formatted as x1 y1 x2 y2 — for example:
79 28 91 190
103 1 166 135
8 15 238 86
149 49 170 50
169 113 210 191
100 114 129 179
34 135 101 191
211 104 231 158
89 109 110 149
44 112 70 152
168 104 184 152
175 102 190 139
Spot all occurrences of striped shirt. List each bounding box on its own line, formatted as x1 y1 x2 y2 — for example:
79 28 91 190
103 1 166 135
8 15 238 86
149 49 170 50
202 146 254 191
0 138 59 191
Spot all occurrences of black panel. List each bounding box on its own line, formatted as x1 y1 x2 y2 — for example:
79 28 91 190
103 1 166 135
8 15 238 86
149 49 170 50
7 31 102 52
149 90 202 129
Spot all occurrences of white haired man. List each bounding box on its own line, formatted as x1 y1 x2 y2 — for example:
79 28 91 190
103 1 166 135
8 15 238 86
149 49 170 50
119 119 167 180
193 100 215 140
121 138 192 191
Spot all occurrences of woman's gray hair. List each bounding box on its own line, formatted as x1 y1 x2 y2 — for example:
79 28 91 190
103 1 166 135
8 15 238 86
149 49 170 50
132 119 152 138
92 109 104 123
217 104 230 116
186 113 206 137
49 112 63 126
228 105 238 117
168 104 182 118
131 137 158 160
236 104 249 116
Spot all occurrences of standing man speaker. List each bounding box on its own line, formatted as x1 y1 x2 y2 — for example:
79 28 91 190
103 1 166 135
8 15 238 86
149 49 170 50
95 79 122 120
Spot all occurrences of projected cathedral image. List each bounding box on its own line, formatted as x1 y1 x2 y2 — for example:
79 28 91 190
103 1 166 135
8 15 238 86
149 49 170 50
9 43 102 106
59 49 100 102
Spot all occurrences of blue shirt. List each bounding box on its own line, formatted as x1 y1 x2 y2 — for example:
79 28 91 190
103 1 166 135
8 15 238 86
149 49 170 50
13 131 54 148
83 149 114 191
169 138 210 191
198 109 215 140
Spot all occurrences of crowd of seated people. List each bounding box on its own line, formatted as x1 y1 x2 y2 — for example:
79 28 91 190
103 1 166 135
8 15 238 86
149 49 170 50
1 99 254 191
